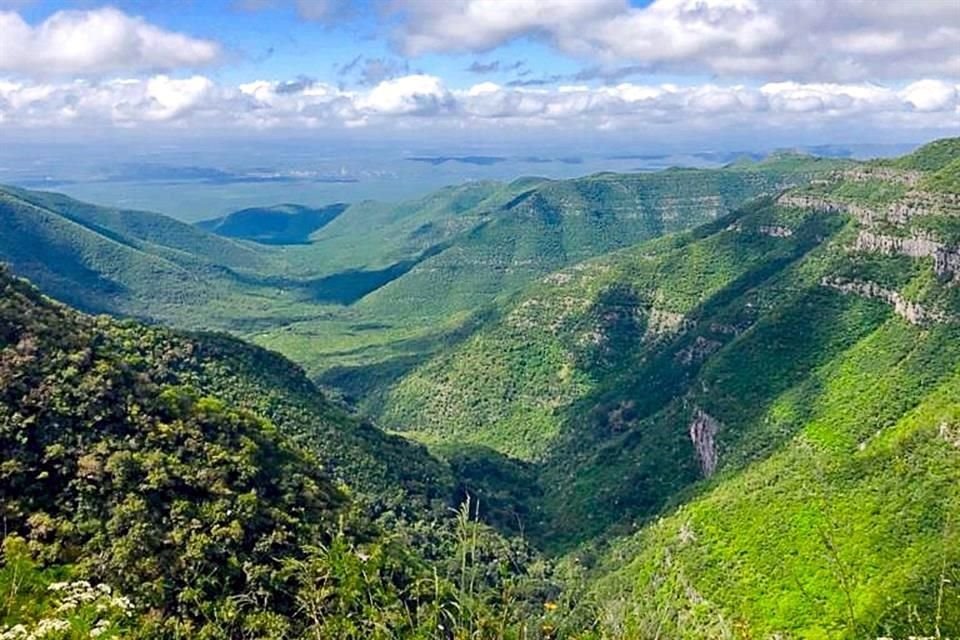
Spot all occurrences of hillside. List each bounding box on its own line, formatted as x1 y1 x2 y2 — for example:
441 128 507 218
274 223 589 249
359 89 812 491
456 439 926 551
0 185 306 326
3 138 960 638
197 202 348 244
0 266 565 638
357 155 847 322
377 139 960 636
0 156 842 393
254 156 846 391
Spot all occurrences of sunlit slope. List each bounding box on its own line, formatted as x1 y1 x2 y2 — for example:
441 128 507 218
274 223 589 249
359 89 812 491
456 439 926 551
382 138 960 636
0 186 277 320
357 156 846 322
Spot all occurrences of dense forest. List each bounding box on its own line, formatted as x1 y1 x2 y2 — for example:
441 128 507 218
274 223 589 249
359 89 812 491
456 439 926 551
2 138 960 638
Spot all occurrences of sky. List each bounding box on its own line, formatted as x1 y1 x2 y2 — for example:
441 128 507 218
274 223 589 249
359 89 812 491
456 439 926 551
0 0 958 150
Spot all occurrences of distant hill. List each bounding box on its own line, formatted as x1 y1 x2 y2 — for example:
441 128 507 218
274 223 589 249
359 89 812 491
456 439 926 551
358 155 848 323
308 155 848 402
0 185 277 321
197 202 348 244
0 155 851 392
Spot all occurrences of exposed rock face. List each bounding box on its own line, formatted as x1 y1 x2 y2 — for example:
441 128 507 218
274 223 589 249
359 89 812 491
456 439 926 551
645 308 694 341
676 336 723 365
939 422 960 448
757 225 794 238
838 167 923 186
689 408 720 477
853 230 960 279
777 193 850 214
778 190 960 227
709 322 743 336
821 276 948 325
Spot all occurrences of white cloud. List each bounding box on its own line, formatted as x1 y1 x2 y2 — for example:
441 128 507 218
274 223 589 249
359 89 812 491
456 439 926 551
358 74 453 115
392 0 623 56
0 7 220 77
900 79 958 113
391 0 960 81
0 74 957 134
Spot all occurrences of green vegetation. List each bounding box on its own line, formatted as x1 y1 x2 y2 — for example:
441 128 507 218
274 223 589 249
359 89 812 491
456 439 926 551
375 138 960 635
0 267 573 639
924 157 960 194
887 137 960 172
197 203 348 244
0 155 844 390
3 138 960 637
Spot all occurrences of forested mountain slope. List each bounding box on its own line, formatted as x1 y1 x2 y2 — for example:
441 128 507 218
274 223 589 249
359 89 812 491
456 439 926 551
586 142 960 638
3 139 960 638
256 155 844 389
197 202 348 244
0 186 272 320
2 154 837 392
356 155 846 322
0 266 564 639
379 138 960 637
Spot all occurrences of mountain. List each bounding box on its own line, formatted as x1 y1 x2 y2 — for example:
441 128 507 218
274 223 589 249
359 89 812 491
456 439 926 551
0 185 290 325
2 156 834 395
0 266 558 638
3 138 960 638
356 154 848 322
197 202 348 244
253 156 847 390
376 138 960 636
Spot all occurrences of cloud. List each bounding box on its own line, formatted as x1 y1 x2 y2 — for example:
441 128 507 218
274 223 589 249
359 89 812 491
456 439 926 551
390 0 960 81
234 0 351 23
275 75 317 94
900 79 959 112
506 75 563 88
336 56 412 87
0 74 956 135
0 7 220 77
468 60 501 74
357 74 454 116
466 59 527 74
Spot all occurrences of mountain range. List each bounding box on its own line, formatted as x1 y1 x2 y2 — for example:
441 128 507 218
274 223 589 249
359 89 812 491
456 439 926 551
2 138 959 637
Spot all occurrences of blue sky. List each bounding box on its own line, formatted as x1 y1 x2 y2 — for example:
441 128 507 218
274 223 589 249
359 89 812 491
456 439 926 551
9 0 592 87
0 0 957 147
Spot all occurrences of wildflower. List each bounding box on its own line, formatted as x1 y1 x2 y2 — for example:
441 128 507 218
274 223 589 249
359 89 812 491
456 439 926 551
0 624 29 640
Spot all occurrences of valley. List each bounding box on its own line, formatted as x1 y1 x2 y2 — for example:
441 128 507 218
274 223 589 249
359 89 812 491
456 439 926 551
2 138 960 638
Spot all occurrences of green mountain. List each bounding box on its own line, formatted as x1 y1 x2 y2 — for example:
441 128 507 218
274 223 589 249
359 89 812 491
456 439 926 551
252 157 846 389
5 140 960 638
0 266 559 638
376 138 960 636
0 185 296 326
2 157 834 394
357 156 846 322
197 203 348 244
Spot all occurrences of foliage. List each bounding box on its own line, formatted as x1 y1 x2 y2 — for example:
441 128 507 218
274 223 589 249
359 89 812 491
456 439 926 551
887 137 960 171
196 203 348 245
377 139 960 635
0 267 573 638
4 139 960 637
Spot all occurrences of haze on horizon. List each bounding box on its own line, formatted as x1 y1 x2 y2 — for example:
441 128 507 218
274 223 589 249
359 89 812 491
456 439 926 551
0 0 958 216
